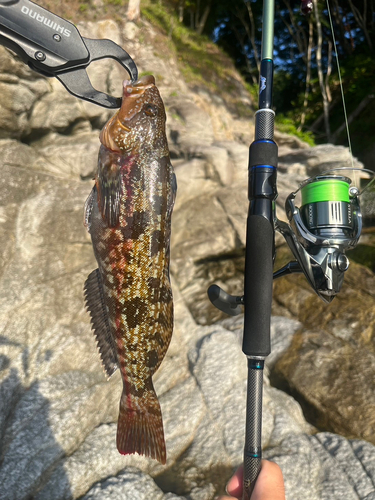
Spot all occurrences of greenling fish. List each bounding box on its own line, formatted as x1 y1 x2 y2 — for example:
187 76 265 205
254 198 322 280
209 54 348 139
84 75 176 464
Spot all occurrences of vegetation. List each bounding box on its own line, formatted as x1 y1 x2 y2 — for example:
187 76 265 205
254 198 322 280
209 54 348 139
275 116 315 145
34 0 375 166
143 3 231 83
148 0 374 168
179 0 375 168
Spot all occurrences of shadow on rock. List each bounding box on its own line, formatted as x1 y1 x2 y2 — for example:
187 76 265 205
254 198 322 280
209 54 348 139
155 460 233 499
0 364 72 500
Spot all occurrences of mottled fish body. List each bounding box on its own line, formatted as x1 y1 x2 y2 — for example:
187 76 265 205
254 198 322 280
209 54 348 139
84 75 176 464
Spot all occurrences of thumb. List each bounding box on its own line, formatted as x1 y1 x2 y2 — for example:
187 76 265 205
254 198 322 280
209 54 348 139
224 460 285 500
250 460 285 500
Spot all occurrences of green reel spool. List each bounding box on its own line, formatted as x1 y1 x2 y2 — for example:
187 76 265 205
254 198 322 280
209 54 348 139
301 178 350 204
300 175 353 236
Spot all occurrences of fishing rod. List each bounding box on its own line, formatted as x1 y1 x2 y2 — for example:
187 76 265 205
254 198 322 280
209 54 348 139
210 3 278 496
208 0 374 498
240 1 276 496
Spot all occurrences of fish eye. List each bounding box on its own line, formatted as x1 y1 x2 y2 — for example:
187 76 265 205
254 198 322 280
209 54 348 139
144 104 158 117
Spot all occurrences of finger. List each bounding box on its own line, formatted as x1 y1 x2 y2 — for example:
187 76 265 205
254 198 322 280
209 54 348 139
223 460 285 500
226 464 244 498
251 460 285 500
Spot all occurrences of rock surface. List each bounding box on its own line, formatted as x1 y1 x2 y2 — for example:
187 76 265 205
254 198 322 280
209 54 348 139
0 16 375 500
81 467 185 500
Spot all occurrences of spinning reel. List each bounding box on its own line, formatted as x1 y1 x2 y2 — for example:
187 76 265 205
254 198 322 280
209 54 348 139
274 168 374 302
208 168 375 312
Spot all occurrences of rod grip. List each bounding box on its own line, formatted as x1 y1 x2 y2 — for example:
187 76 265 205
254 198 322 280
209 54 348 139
242 215 273 357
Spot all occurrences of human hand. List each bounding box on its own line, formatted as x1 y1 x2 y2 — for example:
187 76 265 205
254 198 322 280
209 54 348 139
217 460 285 500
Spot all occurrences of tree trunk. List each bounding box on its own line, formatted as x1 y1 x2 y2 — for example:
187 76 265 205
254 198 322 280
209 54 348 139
195 0 200 30
196 1 211 35
231 22 258 85
313 0 331 141
331 94 375 142
299 17 313 130
241 2 260 71
280 0 308 62
325 39 333 104
127 0 141 22
331 0 353 54
178 0 184 23
309 97 340 132
347 0 373 51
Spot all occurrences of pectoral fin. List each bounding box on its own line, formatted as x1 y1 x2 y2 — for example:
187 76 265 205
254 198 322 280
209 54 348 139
84 268 118 378
84 186 95 233
97 145 124 228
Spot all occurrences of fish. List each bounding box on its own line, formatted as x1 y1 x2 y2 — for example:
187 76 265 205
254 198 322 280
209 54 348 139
84 74 176 464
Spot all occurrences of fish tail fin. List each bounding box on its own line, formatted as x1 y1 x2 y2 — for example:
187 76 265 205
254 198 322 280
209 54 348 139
117 386 166 464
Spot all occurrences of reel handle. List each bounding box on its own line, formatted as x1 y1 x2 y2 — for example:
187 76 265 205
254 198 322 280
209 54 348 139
207 285 243 316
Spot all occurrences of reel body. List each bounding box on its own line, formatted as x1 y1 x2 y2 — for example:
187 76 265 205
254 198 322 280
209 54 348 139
275 169 372 302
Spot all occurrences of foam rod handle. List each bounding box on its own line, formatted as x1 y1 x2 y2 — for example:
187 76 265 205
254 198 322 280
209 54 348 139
242 215 274 357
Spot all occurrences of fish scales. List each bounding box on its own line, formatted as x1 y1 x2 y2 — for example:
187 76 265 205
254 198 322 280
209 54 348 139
84 75 176 464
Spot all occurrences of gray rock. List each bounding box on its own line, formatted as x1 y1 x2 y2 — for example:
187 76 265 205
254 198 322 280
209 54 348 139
33 130 100 179
271 257 375 444
278 144 363 177
273 324 375 445
202 146 232 186
274 130 310 150
188 328 248 463
311 433 375 499
0 139 38 173
172 194 238 266
155 326 314 497
266 432 375 500
361 182 375 222
172 158 219 210
124 21 139 41
268 316 303 369
0 48 50 139
28 83 87 134
215 141 249 186
215 184 249 246
81 467 186 500
167 96 214 154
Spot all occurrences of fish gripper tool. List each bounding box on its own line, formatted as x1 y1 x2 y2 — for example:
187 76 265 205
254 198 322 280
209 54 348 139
0 0 138 108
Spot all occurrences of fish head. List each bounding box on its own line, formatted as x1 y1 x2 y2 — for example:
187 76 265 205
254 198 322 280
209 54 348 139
100 75 168 155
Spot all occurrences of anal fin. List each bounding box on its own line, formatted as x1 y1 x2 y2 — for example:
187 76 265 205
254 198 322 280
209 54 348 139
84 269 118 378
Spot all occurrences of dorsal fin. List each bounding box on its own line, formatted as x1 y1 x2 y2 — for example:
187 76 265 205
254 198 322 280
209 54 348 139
84 269 118 378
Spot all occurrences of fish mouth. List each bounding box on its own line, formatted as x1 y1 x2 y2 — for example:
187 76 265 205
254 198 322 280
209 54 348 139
120 75 156 121
100 75 156 152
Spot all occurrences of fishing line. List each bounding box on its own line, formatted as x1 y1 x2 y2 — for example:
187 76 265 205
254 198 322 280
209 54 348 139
325 0 354 169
